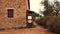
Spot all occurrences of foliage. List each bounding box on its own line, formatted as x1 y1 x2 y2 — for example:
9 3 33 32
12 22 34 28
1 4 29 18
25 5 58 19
34 13 40 17
54 1 60 16
40 0 53 16
36 15 60 34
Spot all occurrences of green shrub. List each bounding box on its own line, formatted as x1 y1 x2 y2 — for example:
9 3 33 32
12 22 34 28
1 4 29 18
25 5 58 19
26 23 35 28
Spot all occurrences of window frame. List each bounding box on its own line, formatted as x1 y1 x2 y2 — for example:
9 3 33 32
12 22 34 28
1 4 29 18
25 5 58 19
7 8 14 18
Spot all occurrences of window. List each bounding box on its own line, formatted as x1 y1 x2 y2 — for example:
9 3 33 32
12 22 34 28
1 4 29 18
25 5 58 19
7 9 14 18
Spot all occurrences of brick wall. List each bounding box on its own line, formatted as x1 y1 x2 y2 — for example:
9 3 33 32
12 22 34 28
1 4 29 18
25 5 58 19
0 0 29 28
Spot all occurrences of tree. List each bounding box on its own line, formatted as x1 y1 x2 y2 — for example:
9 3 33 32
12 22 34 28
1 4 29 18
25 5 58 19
41 0 53 16
53 1 60 16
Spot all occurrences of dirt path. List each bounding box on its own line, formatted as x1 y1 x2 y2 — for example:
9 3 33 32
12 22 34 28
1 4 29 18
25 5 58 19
0 22 54 34
0 26 54 34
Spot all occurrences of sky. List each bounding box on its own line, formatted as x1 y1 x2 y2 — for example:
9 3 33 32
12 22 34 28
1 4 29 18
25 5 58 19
30 0 60 14
30 0 44 14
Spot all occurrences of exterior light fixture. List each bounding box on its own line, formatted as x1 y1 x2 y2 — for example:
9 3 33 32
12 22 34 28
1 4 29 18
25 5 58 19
28 16 33 23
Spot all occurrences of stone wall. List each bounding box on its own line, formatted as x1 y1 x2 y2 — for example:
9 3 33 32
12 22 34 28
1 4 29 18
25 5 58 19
0 0 29 28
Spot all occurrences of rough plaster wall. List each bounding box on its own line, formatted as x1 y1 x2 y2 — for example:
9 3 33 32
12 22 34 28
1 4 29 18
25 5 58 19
0 0 29 28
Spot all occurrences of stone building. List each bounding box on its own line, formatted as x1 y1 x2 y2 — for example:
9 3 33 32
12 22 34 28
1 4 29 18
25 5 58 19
0 0 30 28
